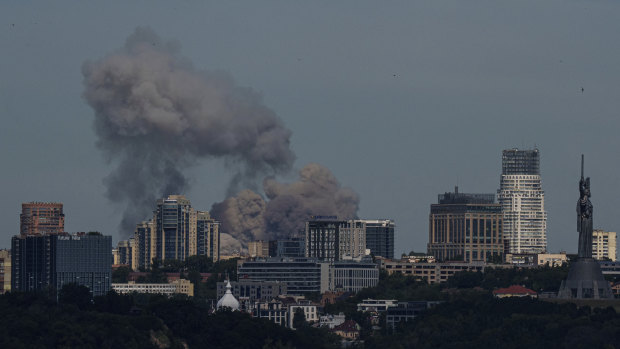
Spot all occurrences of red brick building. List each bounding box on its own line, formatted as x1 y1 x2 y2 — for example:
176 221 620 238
20 202 65 235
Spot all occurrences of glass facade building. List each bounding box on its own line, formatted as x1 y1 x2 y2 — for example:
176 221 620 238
364 219 395 259
154 195 192 261
12 233 112 297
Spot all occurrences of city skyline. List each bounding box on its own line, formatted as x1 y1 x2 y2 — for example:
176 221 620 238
2 1 620 255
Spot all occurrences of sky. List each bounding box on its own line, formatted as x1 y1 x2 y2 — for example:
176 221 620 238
1 0 620 256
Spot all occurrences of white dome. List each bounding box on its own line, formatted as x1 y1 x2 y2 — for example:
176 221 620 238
216 280 240 311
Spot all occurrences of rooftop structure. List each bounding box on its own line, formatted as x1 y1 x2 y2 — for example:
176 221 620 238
493 285 537 298
216 280 240 311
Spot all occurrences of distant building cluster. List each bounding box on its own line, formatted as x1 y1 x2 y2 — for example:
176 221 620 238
113 195 220 270
10 202 112 297
1 146 618 344
426 148 577 264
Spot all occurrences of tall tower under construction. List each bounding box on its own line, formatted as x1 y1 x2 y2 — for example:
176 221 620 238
497 148 547 254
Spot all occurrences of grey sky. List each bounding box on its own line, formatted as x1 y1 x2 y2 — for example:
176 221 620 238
1 1 619 255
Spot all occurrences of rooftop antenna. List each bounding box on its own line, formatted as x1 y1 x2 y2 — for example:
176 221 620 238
581 154 584 179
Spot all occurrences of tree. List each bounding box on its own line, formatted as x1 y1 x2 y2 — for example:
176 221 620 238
112 266 132 283
292 308 306 329
58 283 92 310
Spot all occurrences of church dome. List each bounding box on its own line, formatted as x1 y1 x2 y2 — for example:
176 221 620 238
216 280 240 311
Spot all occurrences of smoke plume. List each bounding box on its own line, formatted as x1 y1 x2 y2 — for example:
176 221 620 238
82 27 295 234
211 163 360 254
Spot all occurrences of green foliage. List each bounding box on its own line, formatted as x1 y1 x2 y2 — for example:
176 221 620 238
364 295 620 348
0 290 340 349
292 308 306 329
0 292 167 348
58 283 93 310
446 265 570 292
112 265 132 283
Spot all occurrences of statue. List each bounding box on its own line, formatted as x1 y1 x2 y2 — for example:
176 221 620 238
557 154 614 299
576 155 593 259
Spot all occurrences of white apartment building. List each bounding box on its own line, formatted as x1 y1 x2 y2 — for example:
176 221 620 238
498 149 547 254
593 230 617 261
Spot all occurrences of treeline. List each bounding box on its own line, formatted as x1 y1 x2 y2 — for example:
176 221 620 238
364 294 620 348
325 265 620 347
0 285 340 349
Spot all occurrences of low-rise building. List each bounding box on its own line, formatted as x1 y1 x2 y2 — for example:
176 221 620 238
386 301 438 330
320 313 346 329
492 285 537 298
287 302 319 329
381 260 487 284
237 258 330 295
330 256 379 292
112 279 194 297
253 299 288 326
332 320 361 341
599 261 620 277
357 299 398 312
535 253 568 267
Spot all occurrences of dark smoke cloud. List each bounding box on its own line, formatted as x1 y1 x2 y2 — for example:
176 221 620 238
212 163 360 254
82 27 295 235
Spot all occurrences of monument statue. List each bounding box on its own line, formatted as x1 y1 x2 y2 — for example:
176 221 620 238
577 155 593 259
557 155 614 299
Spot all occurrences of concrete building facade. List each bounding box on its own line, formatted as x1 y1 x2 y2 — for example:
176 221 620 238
237 258 330 295
381 260 488 284
112 279 194 297
11 232 112 297
427 188 503 262
592 230 617 261
20 202 65 235
364 219 395 259
498 149 547 254
0 250 10 294
330 257 379 292
305 218 367 262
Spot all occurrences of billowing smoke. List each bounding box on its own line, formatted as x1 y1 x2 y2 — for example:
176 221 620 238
82 27 295 234
211 163 360 254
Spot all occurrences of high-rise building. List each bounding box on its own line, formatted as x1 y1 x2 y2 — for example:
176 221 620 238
154 195 193 261
11 232 112 296
134 220 154 270
117 196 221 270
115 240 132 265
364 219 395 259
20 202 65 235
497 148 547 254
592 230 617 261
427 188 503 262
195 211 220 261
305 218 367 262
